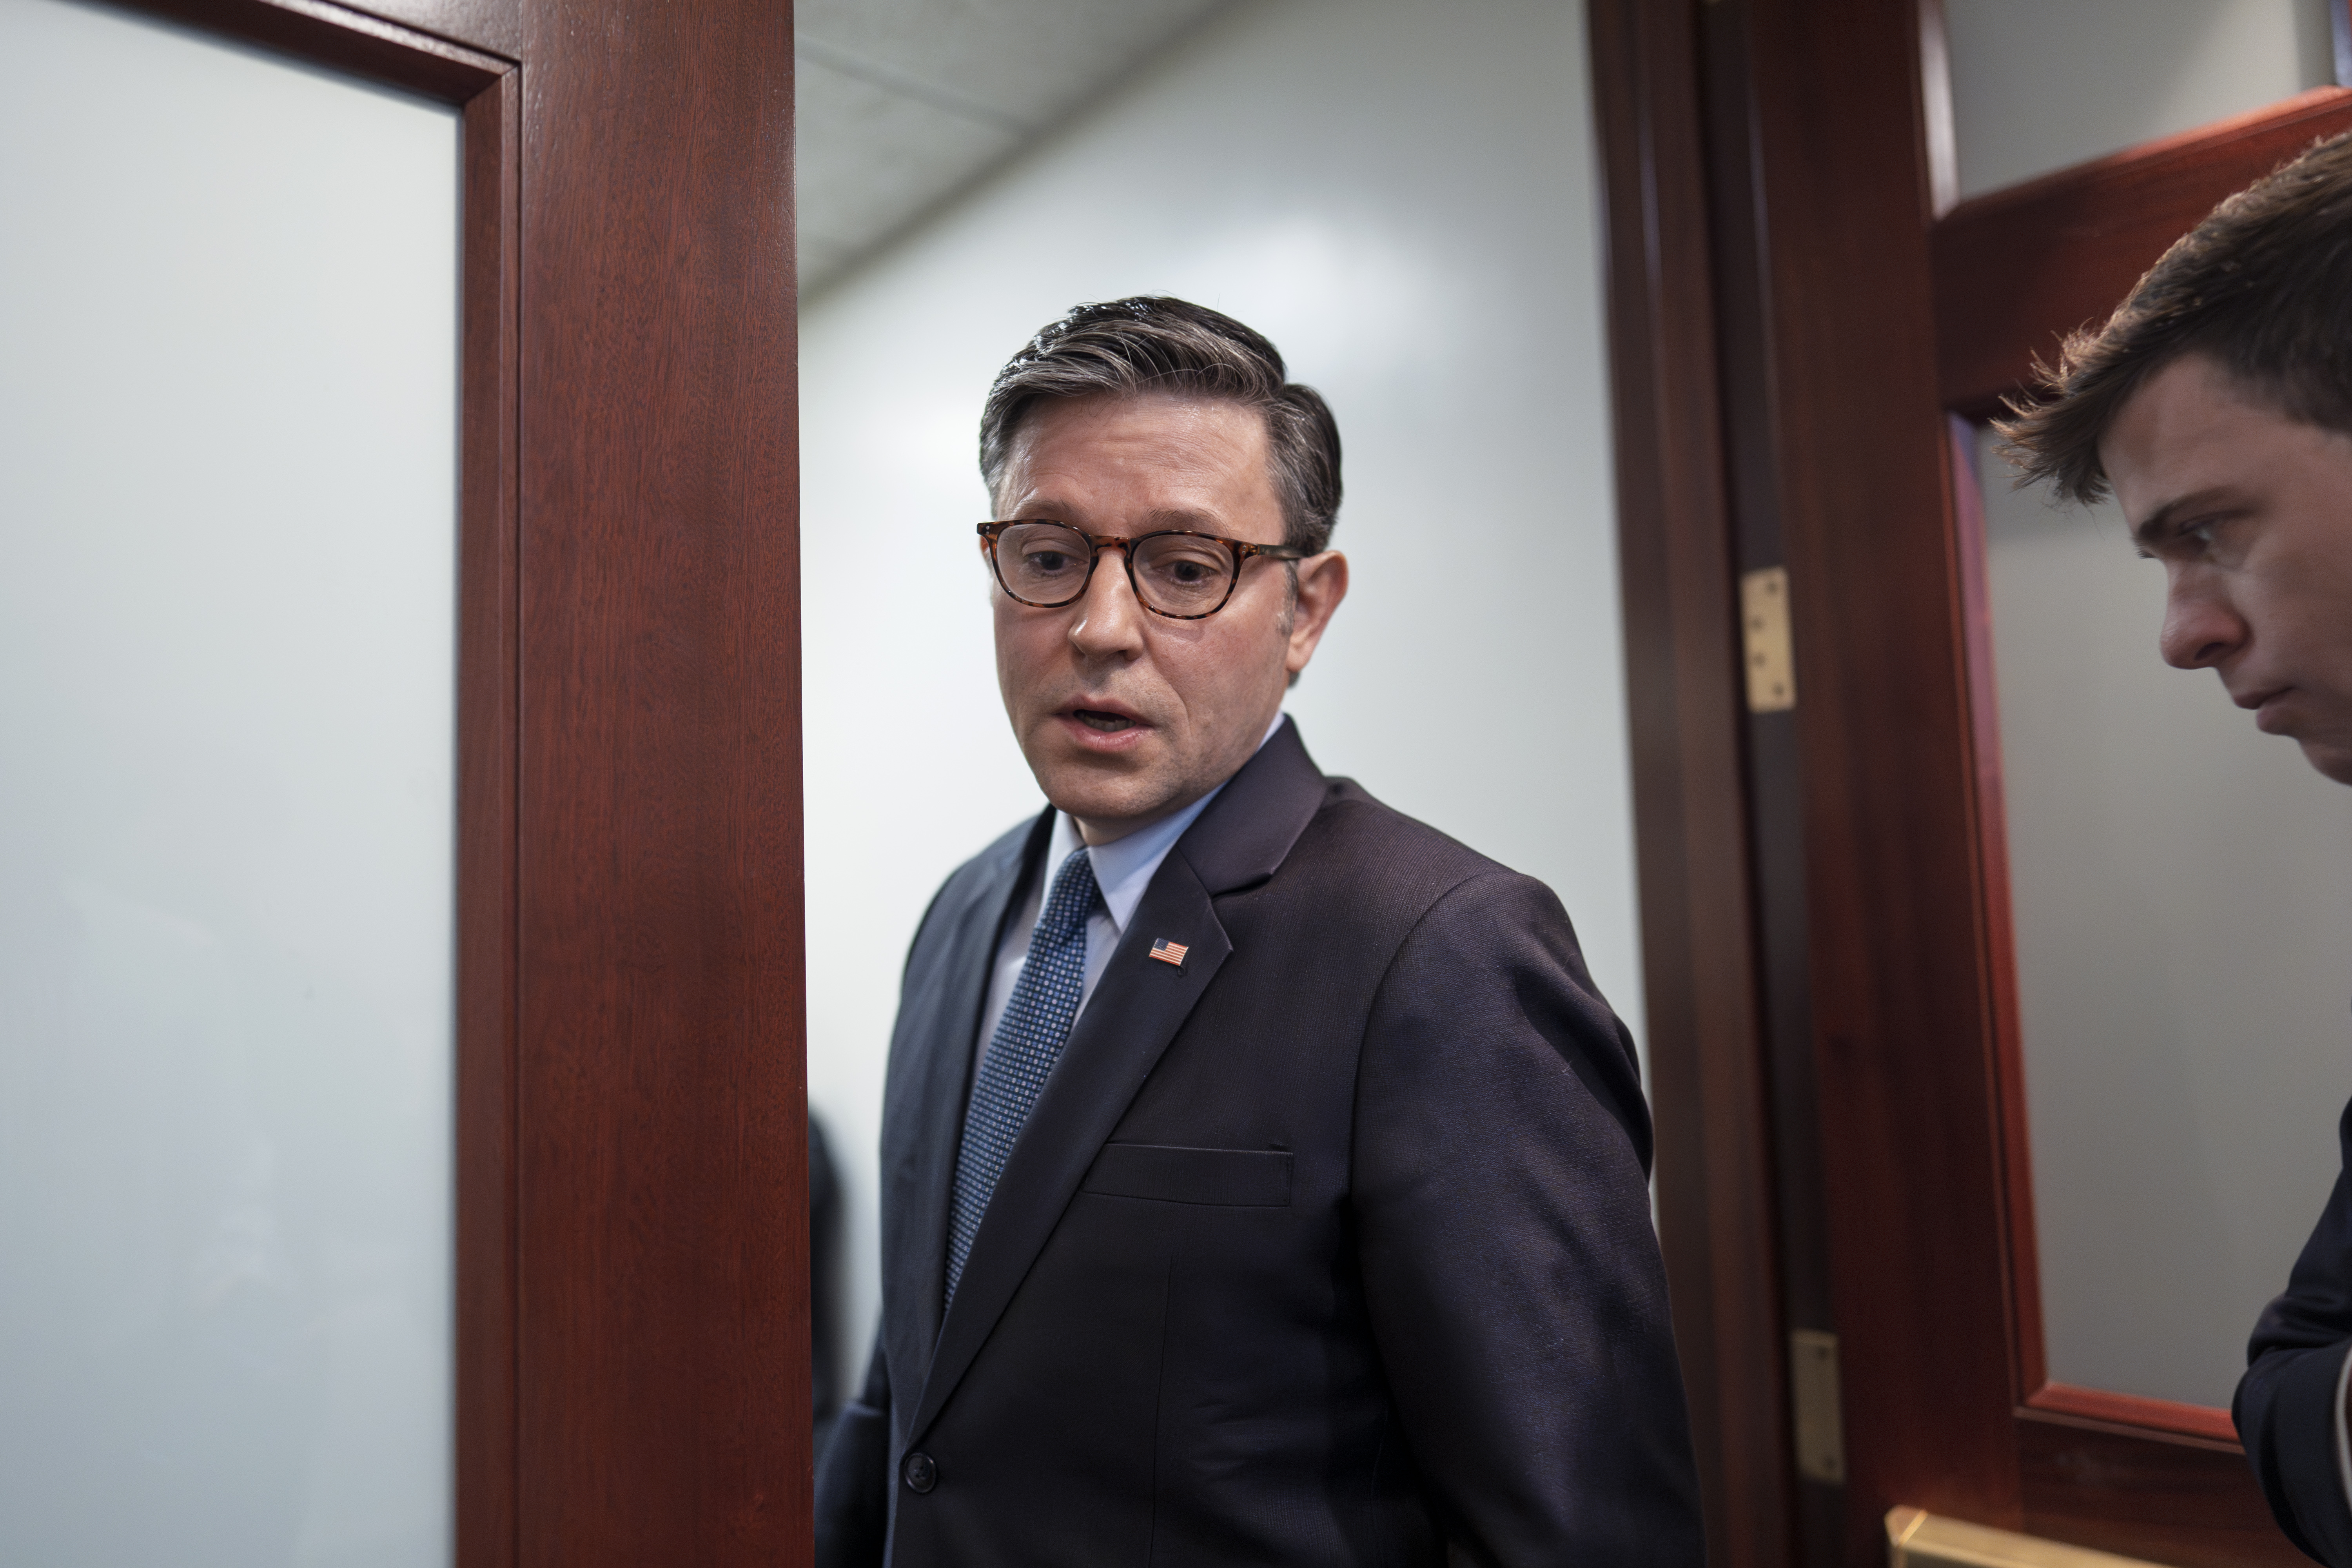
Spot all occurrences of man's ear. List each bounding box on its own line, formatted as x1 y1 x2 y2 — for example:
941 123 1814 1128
1284 550 1349 679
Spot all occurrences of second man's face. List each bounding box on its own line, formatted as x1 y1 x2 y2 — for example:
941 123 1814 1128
989 392 1347 843
2104 353 2352 785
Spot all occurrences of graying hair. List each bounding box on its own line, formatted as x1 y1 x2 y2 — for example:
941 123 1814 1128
978 297 1343 555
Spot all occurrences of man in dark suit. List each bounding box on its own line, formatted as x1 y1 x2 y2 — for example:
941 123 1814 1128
813 297 1701 1566
2000 132 2352 1567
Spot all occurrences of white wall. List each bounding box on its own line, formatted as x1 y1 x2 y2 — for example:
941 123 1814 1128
0 0 458 1560
1944 0 2334 198
801 0 1633 1387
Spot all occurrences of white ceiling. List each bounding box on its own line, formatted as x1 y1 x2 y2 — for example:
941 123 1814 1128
795 0 1232 295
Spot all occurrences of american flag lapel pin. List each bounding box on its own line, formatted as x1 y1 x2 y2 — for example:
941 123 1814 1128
1149 937 1189 969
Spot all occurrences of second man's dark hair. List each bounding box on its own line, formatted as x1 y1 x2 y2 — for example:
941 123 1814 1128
979 297 1343 554
1998 129 2352 502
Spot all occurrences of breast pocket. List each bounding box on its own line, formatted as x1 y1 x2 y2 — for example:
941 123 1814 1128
1079 1143 1293 1208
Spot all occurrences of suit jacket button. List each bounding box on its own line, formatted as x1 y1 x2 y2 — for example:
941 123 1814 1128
902 1451 937 1493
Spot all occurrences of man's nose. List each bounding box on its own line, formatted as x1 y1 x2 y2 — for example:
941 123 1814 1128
1067 546 1146 657
2158 569 2245 670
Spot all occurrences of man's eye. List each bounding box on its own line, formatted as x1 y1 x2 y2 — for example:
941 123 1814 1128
2173 517 2235 554
1143 546 1228 582
1024 551 1078 572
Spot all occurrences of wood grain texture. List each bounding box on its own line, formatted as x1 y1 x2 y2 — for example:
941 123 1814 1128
2018 1410 2305 1568
457 69 523 1568
1699 2 1849 1554
1933 87 2352 417
515 0 809 1560
1741 0 2024 1558
1589 4 1794 1565
1703 15 1863 1568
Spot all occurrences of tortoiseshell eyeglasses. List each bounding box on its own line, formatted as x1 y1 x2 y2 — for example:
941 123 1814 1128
977 521 1308 621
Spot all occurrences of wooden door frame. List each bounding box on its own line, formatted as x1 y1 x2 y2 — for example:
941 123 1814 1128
1596 1 2352 1565
91 0 809 1562
1589 4 1797 1566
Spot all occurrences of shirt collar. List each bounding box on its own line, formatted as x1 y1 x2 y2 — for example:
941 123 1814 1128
1050 710 1286 936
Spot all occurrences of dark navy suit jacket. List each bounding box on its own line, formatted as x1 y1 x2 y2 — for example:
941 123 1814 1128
2241 1100 2352 1565
814 720 1702 1567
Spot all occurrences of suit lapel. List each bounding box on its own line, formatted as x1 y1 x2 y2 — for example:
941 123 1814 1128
902 719 1332 1446
906 850 1231 1446
882 810 1049 1390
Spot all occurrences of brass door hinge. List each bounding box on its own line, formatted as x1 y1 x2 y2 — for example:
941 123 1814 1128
1742 566 1796 713
1790 1328 1845 1483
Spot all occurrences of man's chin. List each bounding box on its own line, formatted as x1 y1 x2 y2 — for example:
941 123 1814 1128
2297 736 2352 787
1023 736 1167 822
1041 776 1181 830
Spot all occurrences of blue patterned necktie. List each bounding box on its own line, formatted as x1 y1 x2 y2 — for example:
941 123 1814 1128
946 845 1103 1306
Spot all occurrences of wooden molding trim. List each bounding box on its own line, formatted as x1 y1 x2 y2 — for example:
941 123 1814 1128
2024 1385 2238 1447
2016 1410 2303 1568
454 66 523 1568
1933 87 2352 417
121 0 510 97
337 0 517 61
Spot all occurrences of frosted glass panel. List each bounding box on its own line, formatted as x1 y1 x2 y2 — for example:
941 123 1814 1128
1946 0 2336 199
0 0 460 1562
1977 428 2352 1409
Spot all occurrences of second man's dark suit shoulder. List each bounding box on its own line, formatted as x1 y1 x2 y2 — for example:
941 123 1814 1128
2239 1094 2352 1568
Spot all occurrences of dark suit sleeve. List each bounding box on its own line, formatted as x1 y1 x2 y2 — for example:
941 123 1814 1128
1352 870 1703 1568
813 1334 892 1568
2237 1098 2352 1567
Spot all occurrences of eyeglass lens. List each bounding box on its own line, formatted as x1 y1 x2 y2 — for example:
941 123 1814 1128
995 523 1238 615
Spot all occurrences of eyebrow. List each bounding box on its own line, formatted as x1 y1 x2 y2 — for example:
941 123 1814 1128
1004 504 1231 533
1138 507 1228 532
2127 487 2230 550
2128 497 2182 551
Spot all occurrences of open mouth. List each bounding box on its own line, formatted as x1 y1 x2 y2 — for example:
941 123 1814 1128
1071 708 1140 733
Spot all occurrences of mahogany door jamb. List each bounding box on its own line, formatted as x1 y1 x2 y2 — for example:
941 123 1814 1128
1590 4 1798 1567
511 0 806 1556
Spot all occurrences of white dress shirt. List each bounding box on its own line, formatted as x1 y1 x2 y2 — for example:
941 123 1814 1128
972 713 1285 1076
